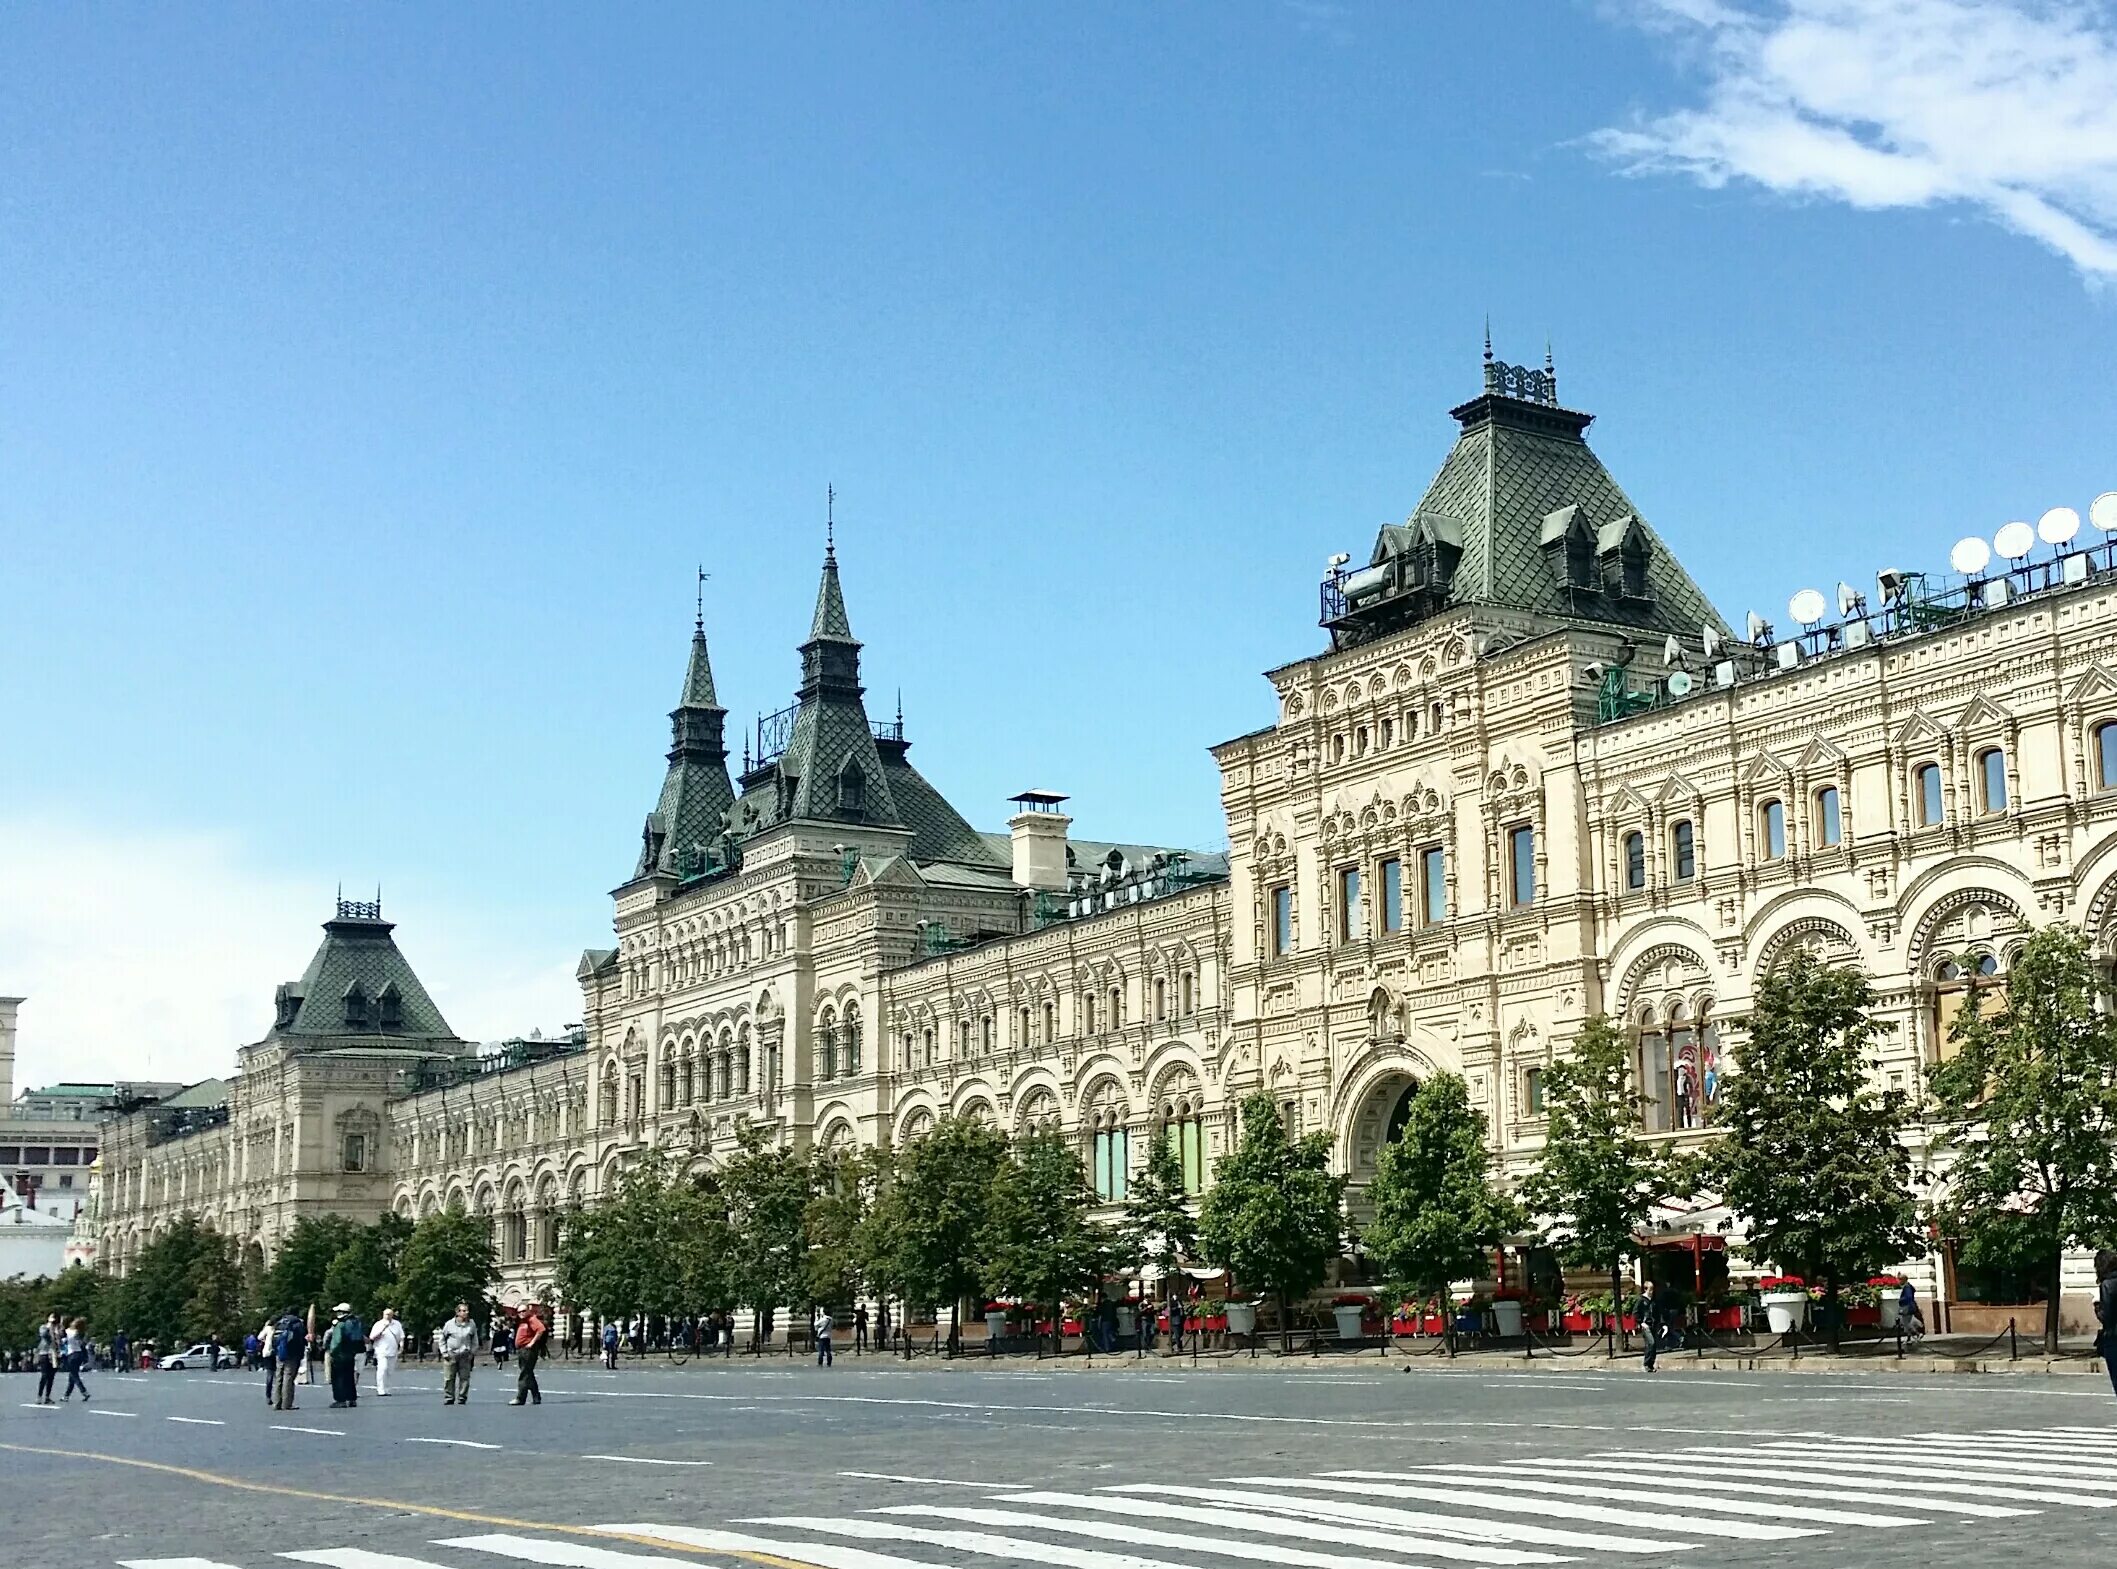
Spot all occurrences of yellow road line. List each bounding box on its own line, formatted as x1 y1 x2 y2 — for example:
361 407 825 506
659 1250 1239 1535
0 1442 818 1569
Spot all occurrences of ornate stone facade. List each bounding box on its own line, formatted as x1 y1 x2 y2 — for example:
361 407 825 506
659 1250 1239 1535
96 363 2117 1321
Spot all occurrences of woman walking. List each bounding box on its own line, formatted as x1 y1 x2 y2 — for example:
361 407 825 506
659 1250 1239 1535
61 1317 91 1402
34 1313 60 1404
2094 1251 2117 1401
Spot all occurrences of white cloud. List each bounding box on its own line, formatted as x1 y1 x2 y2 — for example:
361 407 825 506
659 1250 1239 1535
1593 1 2117 280
0 815 579 1092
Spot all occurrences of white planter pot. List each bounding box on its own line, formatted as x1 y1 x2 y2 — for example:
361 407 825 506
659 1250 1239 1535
1115 1305 1136 1335
1491 1300 1524 1337
1877 1297 1901 1329
1761 1292 1810 1333
984 1311 1007 1340
1224 1301 1257 1336
1333 1304 1367 1340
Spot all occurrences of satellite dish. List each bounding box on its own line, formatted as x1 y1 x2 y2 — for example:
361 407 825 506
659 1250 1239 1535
1744 611 1772 643
2039 506 2081 546
1789 588 1828 626
1666 670 1694 697
1836 581 1867 618
1950 536 1991 575
2092 492 2117 532
1994 520 2036 560
1701 624 1722 659
1662 634 1684 666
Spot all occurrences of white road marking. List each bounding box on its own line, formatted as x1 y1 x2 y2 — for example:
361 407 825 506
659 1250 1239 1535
167 1416 226 1426
1401 1465 1924 1528
1512 1457 2030 1517
1900 1435 2117 1463
406 1437 502 1450
1750 1443 2117 1491
872 1505 1458 1569
1644 1448 2117 1506
1106 1481 1656 1554
1261 1474 1815 1541
468 1528 945 1569
284 1551 456 1569
18 1403 57 1411
580 1454 711 1467
838 1471 1013 1488
270 1424 344 1437
89 1408 139 1417
118 1560 245 1569
750 1514 1269 1569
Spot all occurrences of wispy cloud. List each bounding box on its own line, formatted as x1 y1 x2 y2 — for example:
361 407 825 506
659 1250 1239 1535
0 815 579 1091
1592 1 2117 281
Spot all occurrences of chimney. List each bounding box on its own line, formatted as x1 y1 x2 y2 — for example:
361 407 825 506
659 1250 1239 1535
1007 791 1071 892
0 996 19 1110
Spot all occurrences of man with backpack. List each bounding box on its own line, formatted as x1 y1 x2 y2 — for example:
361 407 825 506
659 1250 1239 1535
272 1308 306 1411
601 1317 620 1369
325 1303 365 1408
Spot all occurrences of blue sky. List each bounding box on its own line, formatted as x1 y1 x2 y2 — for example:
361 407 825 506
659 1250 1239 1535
5 1 2114 1084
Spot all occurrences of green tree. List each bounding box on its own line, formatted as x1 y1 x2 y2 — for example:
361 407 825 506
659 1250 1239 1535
1122 1135 1199 1333
806 1146 884 1312
980 1132 1119 1355
1523 1015 1670 1342
870 1114 1009 1350
263 1214 362 1318
721 1125 813 1345
1931 923 2117 1353
1706 950 1923 1332
557 1150 711 1323
321 1230 396 1321
1365 1073 1525 1342
392 1204 498 1345
1198 1094 1346 1351
112 1215 244 1347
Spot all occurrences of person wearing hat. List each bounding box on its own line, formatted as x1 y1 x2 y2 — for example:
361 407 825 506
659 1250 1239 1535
324 1302 366 1409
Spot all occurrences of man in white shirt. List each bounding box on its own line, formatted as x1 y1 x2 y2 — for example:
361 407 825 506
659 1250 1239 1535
813 1306 835 1368
370 1307 406 1396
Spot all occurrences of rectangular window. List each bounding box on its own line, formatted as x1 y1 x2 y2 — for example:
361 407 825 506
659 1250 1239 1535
22 1147 49 1165
1623 831 1645 890
1338 866 1364 941
1671 819 1696 881
342 1134 366 1172
50 1148 78 1166
1379 858 1403 933
1508 826 1535 908
1524 1067 1545 1115
0 1147 18 1164
1177 1120 1204 1194
1420 846 1447 925
1816 786 1842 846
1271 885 1293 957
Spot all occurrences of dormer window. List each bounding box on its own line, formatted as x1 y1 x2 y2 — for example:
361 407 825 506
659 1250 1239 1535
377 983 403 1030
1539 505 1596 592
837 757 866 815
343 982 369 1029
1597 515 1655 603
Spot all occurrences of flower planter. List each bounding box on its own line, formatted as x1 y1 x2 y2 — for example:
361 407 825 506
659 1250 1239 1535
1454 1312 1482 1334
1705 1306 1745 1332
1491 1301 1524 1337
1224 1301 1256 1336
984 1311 1007 1340
1333 1304 1367 1340
1761 1291 1810 1333
1845 1306 1880 1327
1877 1298 1901 1329
1421 1314 1445 1336
1561 1312 1593 1334
1524 1312 1550 1334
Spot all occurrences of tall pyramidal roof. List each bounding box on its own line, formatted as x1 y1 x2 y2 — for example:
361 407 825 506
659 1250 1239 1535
635 601 738 880
266 899 462 1047
1334 349 1730 649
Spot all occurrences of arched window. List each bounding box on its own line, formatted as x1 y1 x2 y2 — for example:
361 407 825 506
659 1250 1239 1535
735 1043 750 1095
979 1013 993 1054
1631 1001 1718 1132
1153 977 1168 1021
2099 722 2117 790
844 1004 862 1073
1760 799 1786 860
1978 748 2007 814
1165 1100 1205 1194
1180 972 1195 1016
1670 819 1696 881
818 1008 837 1081
1018 1006 1030 1045
922 1027 935 1066
659 1062 675 1110
1090 1113 1130 1202
1914 762 1944 827
598 1071 618 1126
714 1052 731 1100
1932 951 2004 1062
1108 984 1123 1027
1085 993 1100 1034
837 757 866 814
1622 830 1645 891
1815 785 1842 846
680 1059 695 1106
343 983 369 1028
1043 999 1056 1041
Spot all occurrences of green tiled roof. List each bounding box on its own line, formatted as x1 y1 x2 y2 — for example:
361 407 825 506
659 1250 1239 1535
883 750 1005 868
809 547 855 642
635 622 738 879
1371 385 1731 640
274 910 462 1045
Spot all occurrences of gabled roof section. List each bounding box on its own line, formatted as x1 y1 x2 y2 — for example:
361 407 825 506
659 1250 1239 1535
271 901 462 1048
1332 353 1732 650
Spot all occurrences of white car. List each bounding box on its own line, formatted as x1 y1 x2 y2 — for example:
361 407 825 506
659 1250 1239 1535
158 1343 232 1370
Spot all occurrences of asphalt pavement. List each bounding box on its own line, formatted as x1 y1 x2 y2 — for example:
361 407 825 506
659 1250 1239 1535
6 1349 2116 1569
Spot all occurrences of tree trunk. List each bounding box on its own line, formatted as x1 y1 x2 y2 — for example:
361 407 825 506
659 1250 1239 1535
1610 1257 1622 1359
2048 1248 2066 1356
1440 1282 1456 1359
1279 1289 1291 1355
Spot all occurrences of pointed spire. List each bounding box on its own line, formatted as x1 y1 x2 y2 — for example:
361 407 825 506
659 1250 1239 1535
679 572 722 709
1483 316 1493 364
809 542 855 643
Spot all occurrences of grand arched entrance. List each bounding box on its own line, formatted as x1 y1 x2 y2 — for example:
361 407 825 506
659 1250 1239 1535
1345 1069 1421 1188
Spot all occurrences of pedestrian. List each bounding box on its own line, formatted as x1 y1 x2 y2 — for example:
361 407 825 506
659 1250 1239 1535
1638 1280 1666 1372
60 1318 92 1401
326 1302 365 1408
114 1330 133 1373
438 1301 479 1405
1899 1277 1925 1336
511 1307 547 1406
491 1313 512 1368
259 1314 279 1402
875 1301 889 1352
1167 1294 1185 1355
601 1317 620 1370
853 1304 869 1355
306 1314 324 1385
2094 1250 2117 1400
243 1329 260 1370
34 1313 60 1405
371 1307 405 1396
813 1305 835 1368
273 1307 306 1410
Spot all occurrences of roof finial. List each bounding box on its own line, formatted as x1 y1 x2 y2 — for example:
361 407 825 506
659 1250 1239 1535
1483 316 1493 364
896 687 903 728
826 484 836 556
695 564 707 633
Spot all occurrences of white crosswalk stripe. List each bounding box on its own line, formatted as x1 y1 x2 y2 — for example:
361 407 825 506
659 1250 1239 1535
107 1426 2117 1569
